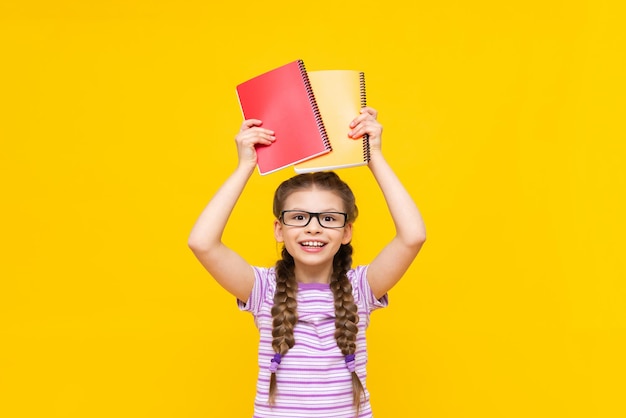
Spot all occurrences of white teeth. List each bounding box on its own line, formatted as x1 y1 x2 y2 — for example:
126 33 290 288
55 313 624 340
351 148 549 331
301 241 324 247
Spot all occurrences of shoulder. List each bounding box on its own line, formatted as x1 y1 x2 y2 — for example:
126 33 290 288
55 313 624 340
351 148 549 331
251 266 278 294
348 265 388 311
347 265 369 287
238 266 276 315
252 266 276 281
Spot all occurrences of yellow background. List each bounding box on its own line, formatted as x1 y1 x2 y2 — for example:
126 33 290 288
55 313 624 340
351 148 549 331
1 1 625 417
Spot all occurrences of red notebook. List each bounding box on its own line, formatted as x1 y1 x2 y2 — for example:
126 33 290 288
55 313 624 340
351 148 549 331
236 60 332 175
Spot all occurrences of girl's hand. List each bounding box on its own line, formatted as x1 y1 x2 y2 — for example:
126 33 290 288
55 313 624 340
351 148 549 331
349 107 383 155
235 119 275 169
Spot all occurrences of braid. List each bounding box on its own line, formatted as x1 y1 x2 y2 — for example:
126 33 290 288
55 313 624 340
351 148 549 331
268 246 298 405
330 243 365 416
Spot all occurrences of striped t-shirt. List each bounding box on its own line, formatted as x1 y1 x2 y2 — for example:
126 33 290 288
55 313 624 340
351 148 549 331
238 265 388 418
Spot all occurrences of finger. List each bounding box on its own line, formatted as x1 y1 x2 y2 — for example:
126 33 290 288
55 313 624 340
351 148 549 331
249 127 275 137
348 125 368 139
350 109 377 128
349 120 381 139
240 118 263 130
238 126 275 140
360 107 378 119
248 137 274 146
349 114 366 129
255 131 276 144
238 128 276 145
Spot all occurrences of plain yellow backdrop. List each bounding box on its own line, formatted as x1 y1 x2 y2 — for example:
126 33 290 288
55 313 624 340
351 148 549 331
1 1 625 417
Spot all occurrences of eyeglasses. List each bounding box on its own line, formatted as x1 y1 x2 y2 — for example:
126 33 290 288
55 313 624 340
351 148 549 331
280 210 348 229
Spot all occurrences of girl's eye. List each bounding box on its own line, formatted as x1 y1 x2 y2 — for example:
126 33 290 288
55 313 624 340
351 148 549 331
287 212 308 221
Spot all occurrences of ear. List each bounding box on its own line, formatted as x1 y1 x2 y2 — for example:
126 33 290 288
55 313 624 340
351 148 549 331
274 219 284 242
342 223 353 245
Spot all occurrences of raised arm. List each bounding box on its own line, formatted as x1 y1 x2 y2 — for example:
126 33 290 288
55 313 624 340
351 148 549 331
349 108 426 299
187 120 275 301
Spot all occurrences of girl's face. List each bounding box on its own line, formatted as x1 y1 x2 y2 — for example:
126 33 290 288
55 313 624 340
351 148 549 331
274 188 353 271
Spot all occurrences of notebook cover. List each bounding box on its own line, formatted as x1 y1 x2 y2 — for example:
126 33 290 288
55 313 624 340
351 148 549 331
294 70 369 173
236 60 331 175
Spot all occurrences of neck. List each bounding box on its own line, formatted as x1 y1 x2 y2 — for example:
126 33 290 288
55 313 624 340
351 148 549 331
294 263 333 284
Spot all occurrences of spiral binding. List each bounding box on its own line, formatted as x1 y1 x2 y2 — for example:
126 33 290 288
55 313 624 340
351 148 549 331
359 71 371 162
298 60 331 151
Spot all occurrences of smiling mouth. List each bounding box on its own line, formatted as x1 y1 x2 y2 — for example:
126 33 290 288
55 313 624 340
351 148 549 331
300 241 326 248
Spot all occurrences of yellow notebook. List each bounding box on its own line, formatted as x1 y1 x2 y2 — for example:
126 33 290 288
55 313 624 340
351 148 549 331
294 70 369 173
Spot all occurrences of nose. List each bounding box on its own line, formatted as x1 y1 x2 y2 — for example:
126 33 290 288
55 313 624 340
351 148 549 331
305 214 323 232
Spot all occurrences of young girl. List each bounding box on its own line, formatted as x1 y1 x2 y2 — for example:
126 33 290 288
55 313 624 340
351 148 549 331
188 107 426 418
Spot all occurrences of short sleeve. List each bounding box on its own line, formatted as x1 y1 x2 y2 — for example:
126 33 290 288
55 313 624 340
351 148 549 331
237 266 275 319
348 265 388 320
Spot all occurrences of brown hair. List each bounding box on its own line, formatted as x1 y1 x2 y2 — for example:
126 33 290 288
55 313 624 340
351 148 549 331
269 172 364 414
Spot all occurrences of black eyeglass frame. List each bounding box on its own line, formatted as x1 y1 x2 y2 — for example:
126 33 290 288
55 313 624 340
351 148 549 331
280 210 348 229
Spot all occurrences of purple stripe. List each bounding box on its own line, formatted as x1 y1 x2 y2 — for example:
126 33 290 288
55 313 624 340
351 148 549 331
304 343 342 352
258 312 363 320
254 411 372 418
257 311 367 320
277 366 358 373
254 412 372 418
257 357 366 366
277 342 338 351
259 332 339 341
296 329 335 338
258 353 349 360
258 377 351 385
297 283 330 290
254 403 354 412
257 342 365 351
297 301 334 306
255 390 354 398
258 339 339 348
